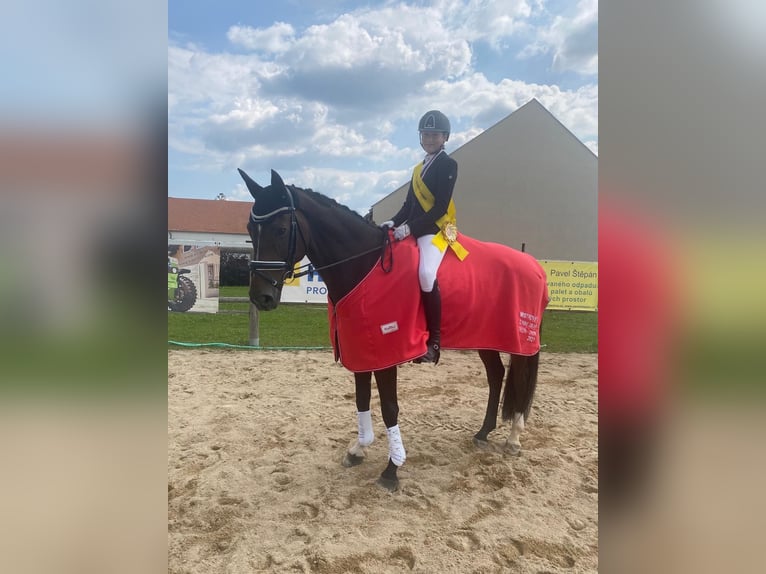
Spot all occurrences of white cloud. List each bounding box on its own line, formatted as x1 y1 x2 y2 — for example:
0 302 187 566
227 22 295 53
229 7 470 74
519 0 598 75
310 123 402 158
169 1 598 208
168 44 266 111
206 97 281 131
402 73 597 144
249 7 473 110
438 0 539 45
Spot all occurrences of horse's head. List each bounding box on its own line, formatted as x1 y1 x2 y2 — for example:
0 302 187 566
239 168 309 310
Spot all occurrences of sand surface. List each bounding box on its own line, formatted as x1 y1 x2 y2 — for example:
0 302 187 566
168 349 598 573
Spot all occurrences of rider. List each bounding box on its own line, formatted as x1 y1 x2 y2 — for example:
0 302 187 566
380 110 467 365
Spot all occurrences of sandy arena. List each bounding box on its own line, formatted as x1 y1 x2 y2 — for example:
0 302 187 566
168 349 597 573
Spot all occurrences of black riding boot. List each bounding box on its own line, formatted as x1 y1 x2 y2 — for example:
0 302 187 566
414 280 441 365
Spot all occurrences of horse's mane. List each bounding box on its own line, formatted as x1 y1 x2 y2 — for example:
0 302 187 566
290 185 377 228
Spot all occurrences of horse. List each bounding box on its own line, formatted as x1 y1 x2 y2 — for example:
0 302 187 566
239 168 547 491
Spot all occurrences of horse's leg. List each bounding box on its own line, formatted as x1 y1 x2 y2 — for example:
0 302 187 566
342 371 374 467
473 350 505 447
374 366 404 491
502 353 540 455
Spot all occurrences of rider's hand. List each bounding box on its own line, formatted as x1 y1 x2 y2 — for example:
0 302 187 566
393 224 411 241
379 220 395 229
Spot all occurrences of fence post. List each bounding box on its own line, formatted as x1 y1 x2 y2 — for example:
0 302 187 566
249 302 260 347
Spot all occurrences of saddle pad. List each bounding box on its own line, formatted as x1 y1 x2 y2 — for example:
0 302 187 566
328 233 549 372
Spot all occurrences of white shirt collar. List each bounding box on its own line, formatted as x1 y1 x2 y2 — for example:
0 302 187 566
422 149 444 175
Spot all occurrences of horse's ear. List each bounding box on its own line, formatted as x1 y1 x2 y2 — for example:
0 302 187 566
238 168 263 200
270 169 286 190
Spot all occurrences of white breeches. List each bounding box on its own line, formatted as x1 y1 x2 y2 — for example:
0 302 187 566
417 234 446 292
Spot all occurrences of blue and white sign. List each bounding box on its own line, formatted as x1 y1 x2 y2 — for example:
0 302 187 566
281 257 328 304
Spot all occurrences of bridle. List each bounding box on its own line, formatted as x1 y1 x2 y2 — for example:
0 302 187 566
248 186 392 289
248 186 306 288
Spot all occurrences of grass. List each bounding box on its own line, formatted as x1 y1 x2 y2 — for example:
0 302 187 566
168 303 330 348
540 309 598 353
169 286 596 353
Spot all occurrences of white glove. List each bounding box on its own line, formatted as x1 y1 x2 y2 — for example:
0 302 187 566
379 220 395 229
393 223 411 241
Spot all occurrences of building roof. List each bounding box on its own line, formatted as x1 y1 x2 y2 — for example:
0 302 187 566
168 197 252 234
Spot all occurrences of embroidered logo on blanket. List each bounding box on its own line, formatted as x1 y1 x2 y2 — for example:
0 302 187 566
380 321 399 334
518 311 540 343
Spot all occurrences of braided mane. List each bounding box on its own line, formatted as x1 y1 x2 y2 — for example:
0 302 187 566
290 185 376 228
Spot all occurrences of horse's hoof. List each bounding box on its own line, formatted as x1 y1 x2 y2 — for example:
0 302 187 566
473 436 489 449
342 453 365 467
376 476 399 492
505 442 521 456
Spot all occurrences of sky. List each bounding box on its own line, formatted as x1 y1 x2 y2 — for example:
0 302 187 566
168 0 598 214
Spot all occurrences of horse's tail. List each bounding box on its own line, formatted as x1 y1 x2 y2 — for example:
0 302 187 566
502 351 540 422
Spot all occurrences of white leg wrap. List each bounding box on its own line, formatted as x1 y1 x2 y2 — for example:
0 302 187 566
357 410 374 446
386 424 406 466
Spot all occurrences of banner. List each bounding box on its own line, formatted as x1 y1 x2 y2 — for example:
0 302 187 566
539 260 598 311
278 257 599 310
280 257 328 303
168 244 221 313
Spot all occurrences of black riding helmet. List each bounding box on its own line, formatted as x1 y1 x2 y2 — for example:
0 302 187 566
418 110 450 140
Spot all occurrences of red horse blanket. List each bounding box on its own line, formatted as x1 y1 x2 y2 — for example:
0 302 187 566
328 232 549 372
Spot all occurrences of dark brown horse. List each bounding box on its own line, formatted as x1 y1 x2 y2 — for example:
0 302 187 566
240 168 544 491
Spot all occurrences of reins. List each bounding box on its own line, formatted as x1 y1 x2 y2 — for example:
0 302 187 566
249 186 393 288
291 235 392 279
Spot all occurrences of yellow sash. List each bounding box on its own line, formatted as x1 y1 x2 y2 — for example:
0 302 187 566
412 162 469 261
